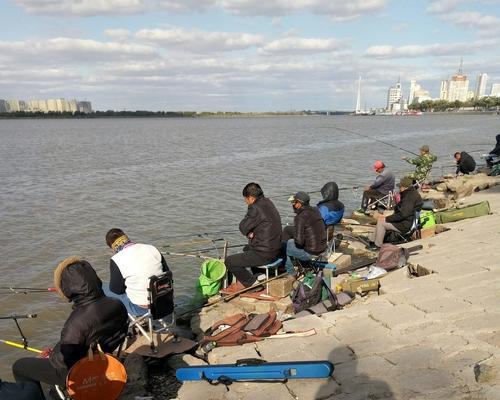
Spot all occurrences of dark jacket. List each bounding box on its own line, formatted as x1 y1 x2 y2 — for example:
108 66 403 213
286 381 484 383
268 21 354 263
317 182 344 226
456 151 476 174
490 134 500 157
370 169 395 195
50 258 128 380
239 196 282 258
385 186 423 232
294 205 327 255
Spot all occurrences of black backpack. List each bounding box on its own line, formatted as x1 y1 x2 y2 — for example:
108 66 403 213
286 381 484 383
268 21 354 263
291 271 338 314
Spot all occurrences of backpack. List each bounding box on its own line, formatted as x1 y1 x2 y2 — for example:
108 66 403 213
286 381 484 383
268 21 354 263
375 244 409 271
290 271 338 313
201 310 282 348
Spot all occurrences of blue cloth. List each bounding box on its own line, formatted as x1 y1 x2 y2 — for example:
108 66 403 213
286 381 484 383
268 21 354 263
317 205 344 226
285 239 314 274
102 283 148 316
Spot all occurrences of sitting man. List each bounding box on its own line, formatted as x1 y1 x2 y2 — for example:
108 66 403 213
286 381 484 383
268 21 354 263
316 181 344 225
223 182 282 292
368 177 423 250
455 151 476 175
359 160 395 213
104 228 169 316
402 145 437 183
285 192 327 274
13 257 128 395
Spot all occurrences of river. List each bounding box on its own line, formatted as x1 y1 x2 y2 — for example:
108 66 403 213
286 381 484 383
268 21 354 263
0 114 497 378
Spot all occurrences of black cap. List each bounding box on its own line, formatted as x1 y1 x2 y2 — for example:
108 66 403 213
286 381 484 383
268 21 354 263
288 191 310 205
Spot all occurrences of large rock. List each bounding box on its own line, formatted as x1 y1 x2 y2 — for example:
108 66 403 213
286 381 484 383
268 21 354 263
119 354 148 399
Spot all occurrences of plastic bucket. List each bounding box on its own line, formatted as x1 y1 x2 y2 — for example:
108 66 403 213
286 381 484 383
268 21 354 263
420 210 436 229
196 259 227 297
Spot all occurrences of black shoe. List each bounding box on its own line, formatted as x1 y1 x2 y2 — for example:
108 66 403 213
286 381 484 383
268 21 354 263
366 242 379 251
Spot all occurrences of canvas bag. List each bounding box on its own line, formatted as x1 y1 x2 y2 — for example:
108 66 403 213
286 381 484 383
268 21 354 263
291 270 339 313
375 244 409 271
201 310 282 347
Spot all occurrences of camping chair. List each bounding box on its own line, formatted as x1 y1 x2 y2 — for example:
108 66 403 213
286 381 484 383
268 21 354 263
127 271 175 353
367 191 395 211
391 210 428 244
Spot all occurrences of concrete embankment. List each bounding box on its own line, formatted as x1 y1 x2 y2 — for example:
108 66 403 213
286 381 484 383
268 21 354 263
172 179 500 400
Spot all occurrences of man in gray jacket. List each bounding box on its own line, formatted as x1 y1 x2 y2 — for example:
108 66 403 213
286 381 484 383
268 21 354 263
359 160 395 213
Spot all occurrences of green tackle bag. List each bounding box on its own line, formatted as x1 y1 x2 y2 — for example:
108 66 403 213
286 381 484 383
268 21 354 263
434 201 490 224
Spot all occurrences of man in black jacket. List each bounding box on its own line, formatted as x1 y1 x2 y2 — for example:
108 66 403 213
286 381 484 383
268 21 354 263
12 257 128 395
223 183 282 291
454 151 476 175
284 192 327 274
368 177 423 249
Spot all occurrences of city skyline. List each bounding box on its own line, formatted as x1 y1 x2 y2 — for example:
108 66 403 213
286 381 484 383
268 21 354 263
1 0 500 111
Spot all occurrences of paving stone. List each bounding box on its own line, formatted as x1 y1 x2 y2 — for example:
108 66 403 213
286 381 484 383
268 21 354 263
326 317 390 343
225 382 293 399
415 295 482 315
368 303 428 329
394 367 455 394
282 313 334 332
207 343 259 364
383 345 444 369
285 377 341 400
452 311 500 332
177 381 228 400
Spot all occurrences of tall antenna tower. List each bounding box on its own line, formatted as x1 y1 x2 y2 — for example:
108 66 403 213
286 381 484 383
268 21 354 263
355 76 361 114
458 58 463 74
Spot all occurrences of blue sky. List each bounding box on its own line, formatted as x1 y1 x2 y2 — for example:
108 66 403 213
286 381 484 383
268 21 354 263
1 0 499 111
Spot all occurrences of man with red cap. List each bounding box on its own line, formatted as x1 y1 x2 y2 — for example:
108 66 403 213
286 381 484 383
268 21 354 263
359 160 395 213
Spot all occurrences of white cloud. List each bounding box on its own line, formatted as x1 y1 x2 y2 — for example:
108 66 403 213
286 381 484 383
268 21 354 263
364 39 499 58
442 11 500 36
135 28 264 52
259 37 346 55
0 38 157 64
104 29 131 40
14 0 387 19
426 0 464 13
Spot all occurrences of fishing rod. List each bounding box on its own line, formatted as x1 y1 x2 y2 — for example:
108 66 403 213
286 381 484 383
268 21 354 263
0 287 56 293
329 125 420 156
164 243 245 256
0 314 38 351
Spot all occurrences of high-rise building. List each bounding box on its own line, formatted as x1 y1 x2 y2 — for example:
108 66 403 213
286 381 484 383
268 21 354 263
68 99 78 113
77 101 92 113
491 83 500 97
474 73 488 99
439 80 448 100
447 74 469 102
409 80 431 104
0 100 7 113
387 79 402 111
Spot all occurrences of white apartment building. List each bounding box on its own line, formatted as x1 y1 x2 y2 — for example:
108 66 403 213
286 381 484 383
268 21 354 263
474 73 488 98
439 80 448 100
409 80 431 104
491 83 500 97
387 80 402 111
0 99 7 113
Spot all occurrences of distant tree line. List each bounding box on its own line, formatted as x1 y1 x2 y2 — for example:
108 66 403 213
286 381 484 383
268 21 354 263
0 110 198 118
409 96 500 112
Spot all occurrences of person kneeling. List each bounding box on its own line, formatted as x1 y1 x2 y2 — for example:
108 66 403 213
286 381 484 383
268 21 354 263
285 192 327 275
12 257 128 396
368 177 422 250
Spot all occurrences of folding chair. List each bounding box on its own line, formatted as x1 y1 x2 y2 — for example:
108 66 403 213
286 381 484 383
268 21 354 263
392 210 427 244
367 191 395 211
127 271 175 353
253 258 283 294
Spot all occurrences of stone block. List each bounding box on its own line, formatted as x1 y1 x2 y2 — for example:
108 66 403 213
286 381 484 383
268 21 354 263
327 317 390 344
285 378 341 400
327 254 352 275
177 381 228 400
282 313 334 332
393 367 455 394
167 354 207 370
267 275 295 298
208 342 259 364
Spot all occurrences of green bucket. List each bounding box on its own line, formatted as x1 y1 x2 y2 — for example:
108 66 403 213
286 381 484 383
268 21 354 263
196 259 227 297
420 210 436 229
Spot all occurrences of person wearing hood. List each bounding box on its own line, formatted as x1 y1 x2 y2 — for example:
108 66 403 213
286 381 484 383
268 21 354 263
222 182 282 292
368 177 423 250
359 161 395 213
454 151 476 175
12 257 128 396
285 192 327 274
316 182 344 226
104 228 170 316
486 134 500 167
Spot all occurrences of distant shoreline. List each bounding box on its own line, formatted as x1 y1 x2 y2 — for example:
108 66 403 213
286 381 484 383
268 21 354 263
0 110 498 119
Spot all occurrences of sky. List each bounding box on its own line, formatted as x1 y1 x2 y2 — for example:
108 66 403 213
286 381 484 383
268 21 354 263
0 0 499 111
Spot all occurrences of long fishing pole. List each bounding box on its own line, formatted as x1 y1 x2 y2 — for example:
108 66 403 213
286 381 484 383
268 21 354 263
329 125 420 156
0 287 56 293
0 339 42 354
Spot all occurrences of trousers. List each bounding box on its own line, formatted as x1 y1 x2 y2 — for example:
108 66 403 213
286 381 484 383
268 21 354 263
225 250 277 287
372 220 400 247
13 357 66 397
